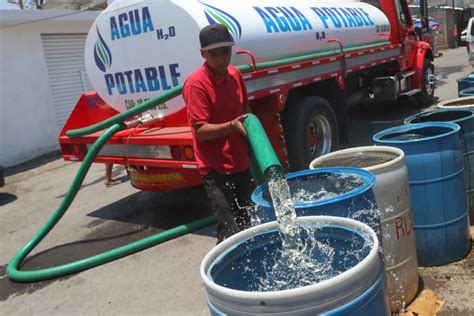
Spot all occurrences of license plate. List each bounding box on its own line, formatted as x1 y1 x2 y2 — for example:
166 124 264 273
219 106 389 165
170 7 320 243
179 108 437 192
96 144 172 159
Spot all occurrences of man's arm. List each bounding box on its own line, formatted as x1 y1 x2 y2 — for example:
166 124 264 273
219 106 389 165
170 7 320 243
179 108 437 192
195 115 247 142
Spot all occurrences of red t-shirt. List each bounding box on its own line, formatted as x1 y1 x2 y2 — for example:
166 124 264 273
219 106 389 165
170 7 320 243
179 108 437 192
184 63 250 175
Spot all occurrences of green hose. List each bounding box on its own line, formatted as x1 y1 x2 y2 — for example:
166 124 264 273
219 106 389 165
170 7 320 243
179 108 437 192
7 116 272 283
6 115 278 283
237 41 389 73
7 122 215 282
244 114 283 184
8 82 276 283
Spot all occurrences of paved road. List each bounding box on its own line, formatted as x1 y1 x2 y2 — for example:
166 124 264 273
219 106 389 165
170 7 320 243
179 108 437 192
1 47 473 315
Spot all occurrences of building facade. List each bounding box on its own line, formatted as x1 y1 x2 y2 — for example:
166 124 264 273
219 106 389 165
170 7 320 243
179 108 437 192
0 9 99 167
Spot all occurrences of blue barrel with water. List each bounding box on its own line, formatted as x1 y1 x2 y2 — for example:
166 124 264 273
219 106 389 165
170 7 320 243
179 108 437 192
251 168 379 234
201 216 390 315
404 109 474 225
373 122 470 266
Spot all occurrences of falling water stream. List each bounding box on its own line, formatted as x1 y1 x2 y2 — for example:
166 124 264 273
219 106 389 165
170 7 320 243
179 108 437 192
254 167 373 291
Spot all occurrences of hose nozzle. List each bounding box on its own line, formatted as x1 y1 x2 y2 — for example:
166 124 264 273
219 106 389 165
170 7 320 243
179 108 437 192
244 114 283 184
125 113 164 128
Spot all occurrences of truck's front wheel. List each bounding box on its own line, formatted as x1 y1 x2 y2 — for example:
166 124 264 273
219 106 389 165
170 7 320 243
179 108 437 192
283 96 338 171
415 59 435 106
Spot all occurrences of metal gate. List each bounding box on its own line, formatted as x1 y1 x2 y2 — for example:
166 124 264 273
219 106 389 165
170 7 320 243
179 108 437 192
41 33 93 129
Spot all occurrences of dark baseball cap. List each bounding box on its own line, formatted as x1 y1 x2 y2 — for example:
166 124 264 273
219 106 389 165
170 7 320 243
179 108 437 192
199 24 234 51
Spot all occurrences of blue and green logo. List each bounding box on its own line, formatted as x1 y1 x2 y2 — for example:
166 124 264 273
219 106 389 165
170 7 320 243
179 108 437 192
94 28 112 72
200 2 242 39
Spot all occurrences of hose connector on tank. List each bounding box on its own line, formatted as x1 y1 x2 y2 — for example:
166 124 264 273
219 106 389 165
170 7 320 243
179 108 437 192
124 113 164 128
243 114 283 183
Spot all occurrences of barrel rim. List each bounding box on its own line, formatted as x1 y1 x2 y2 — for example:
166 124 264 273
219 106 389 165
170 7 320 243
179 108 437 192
404 108 474 125
200 216 379 301
372 122 461 144
251 167 376 209
437 96 474 109
309 146 404 172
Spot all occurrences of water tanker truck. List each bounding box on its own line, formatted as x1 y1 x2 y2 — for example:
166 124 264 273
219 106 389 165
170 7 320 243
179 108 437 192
59 0 435 191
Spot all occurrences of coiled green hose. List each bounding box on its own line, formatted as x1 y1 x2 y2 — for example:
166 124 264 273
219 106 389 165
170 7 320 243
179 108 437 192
7 122 216 282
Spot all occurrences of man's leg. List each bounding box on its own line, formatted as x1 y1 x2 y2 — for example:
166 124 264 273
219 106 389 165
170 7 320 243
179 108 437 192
227 169 255 231
203 171 240 243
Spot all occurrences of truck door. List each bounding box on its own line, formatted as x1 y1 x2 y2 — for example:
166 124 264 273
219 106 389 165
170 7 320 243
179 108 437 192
394 0 416 69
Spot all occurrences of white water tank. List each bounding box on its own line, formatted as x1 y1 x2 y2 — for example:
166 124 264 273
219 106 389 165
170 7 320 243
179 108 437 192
310 146 419 312
85 0 390 114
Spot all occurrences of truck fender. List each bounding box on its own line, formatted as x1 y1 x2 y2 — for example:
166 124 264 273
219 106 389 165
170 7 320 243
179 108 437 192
412 41 434 90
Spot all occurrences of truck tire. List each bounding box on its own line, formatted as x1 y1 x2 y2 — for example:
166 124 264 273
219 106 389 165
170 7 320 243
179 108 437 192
415 59 435 106
283 96 339 171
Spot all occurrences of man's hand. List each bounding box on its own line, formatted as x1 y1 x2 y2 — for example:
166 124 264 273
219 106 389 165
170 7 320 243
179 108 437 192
230 114 248 137
195 114 248 142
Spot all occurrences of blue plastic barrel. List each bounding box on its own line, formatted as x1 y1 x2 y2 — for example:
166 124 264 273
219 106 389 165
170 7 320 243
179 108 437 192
457 75 474 95
251 168 379 235
373 122 470 266
457 77 470 93
459 87 474 97
405 109 474 225
200 216 390 315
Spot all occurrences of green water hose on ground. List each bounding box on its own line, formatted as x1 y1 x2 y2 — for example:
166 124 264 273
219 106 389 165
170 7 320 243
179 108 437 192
6 122 216 282
7 103 276 284
7 88 218 282
6 116 276 283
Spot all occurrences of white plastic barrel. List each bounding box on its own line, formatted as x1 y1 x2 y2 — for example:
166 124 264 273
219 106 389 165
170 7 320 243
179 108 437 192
437 96 474 109
85 0 390 114
200 216 389 315
310 146 418 312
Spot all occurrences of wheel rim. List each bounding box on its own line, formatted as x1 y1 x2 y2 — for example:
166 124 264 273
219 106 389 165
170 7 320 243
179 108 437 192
308 114 332 158
425 67 434 96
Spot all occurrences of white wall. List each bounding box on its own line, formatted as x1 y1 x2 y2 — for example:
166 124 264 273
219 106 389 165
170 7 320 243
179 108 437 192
0 10 99 167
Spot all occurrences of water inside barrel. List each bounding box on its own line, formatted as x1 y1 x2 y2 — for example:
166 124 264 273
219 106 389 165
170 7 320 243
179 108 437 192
262 173 365 203
409 110 472 123
380 126 452 141
314 151 397 169
209 225 371 292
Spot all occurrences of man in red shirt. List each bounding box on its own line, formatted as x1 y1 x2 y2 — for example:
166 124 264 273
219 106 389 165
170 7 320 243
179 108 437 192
183 24 254 243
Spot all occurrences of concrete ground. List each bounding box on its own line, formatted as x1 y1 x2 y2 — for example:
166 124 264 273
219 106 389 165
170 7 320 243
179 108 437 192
1 47 473 315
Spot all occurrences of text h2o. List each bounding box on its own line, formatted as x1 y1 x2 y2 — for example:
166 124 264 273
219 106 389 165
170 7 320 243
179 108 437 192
157 26 176 40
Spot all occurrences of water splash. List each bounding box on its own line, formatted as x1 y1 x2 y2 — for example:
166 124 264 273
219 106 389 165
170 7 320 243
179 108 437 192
251 168 374 292
256 226 338 291
268 177 302 251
